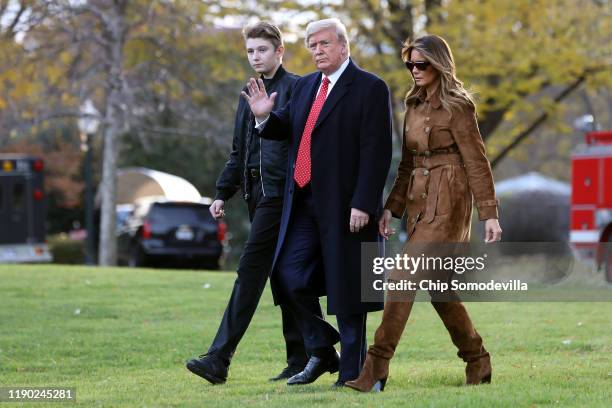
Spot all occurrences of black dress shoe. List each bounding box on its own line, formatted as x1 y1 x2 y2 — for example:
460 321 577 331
269 364 305 381
186 354 228 385
287 354 339 385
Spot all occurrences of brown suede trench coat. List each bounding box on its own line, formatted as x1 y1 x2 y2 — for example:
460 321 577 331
384 92 498 243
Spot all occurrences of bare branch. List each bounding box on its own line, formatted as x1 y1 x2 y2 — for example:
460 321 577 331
490 75 586 168
3 3 26 38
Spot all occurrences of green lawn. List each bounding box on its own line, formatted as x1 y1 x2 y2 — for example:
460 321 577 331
0 264 610 407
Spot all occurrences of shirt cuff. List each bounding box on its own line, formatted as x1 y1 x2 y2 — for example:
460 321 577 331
255 115 270 129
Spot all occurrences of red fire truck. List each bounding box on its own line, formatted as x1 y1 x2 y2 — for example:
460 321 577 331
0 154 52 263
570 131 612 282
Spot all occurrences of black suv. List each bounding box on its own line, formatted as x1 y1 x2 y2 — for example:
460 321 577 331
117 200 225 269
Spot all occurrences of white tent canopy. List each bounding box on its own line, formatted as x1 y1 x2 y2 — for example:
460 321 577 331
495 172 570 196
97 167 202 206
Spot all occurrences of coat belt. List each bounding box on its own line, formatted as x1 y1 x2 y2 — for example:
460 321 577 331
407 153 464 224
412 152 463 169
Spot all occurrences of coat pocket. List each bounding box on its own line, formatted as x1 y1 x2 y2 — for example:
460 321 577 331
428 126 454 150
435 167 452 216
423 167 451 223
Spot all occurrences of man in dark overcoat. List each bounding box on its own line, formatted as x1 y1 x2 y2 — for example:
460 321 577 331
242 18 392 386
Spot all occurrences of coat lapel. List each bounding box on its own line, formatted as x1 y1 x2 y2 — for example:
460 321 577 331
295 73 321 140
314 59 356 130
291 73 321 160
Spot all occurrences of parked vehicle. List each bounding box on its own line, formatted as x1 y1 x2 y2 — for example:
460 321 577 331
117 198 226 269
569 130 612 282
0 155 52 263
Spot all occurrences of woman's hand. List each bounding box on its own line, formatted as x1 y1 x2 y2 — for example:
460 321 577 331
484 218 502 243
378 209 396 240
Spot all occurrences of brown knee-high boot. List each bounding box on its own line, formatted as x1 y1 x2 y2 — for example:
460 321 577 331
345 300 414 392
431 301 492 385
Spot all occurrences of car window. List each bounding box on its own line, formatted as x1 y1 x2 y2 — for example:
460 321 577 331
12 182 24 211
148 204 213 227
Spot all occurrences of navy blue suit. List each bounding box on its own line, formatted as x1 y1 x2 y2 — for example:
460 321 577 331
259 59 392 381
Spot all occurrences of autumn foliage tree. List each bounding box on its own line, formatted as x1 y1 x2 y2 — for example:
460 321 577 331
0 0 249 265
0 0 609 266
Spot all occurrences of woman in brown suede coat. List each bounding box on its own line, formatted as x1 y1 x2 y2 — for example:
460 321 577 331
346 35 502 392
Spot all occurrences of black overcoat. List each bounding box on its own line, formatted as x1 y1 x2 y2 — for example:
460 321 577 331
260 59 392 315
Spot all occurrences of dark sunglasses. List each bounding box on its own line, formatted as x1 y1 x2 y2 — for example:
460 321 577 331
405 61 431 71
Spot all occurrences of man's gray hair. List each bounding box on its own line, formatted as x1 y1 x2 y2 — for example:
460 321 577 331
305 18 350 53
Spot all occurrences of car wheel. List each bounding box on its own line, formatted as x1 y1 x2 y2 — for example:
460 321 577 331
128 244 146 267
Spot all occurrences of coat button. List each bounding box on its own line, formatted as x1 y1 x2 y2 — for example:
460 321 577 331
408 194 414 201
423 169 430 176
424 150 432 157
411 149 418 155
425 126 430 132
420 193 427 199
426 117 430 121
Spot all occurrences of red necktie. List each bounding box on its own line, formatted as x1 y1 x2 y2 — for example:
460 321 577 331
294 77 330 188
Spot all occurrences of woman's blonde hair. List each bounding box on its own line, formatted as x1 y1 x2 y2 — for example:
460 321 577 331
402 35 475 115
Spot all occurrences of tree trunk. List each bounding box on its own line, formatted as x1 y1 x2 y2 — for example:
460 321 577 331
98 86 120 266
98 1 126 266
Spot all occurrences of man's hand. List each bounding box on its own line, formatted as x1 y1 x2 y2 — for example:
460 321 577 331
241 78 277 122
209 199 225 219
484 218 502 243
349 208 369 233
378 209 396 240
